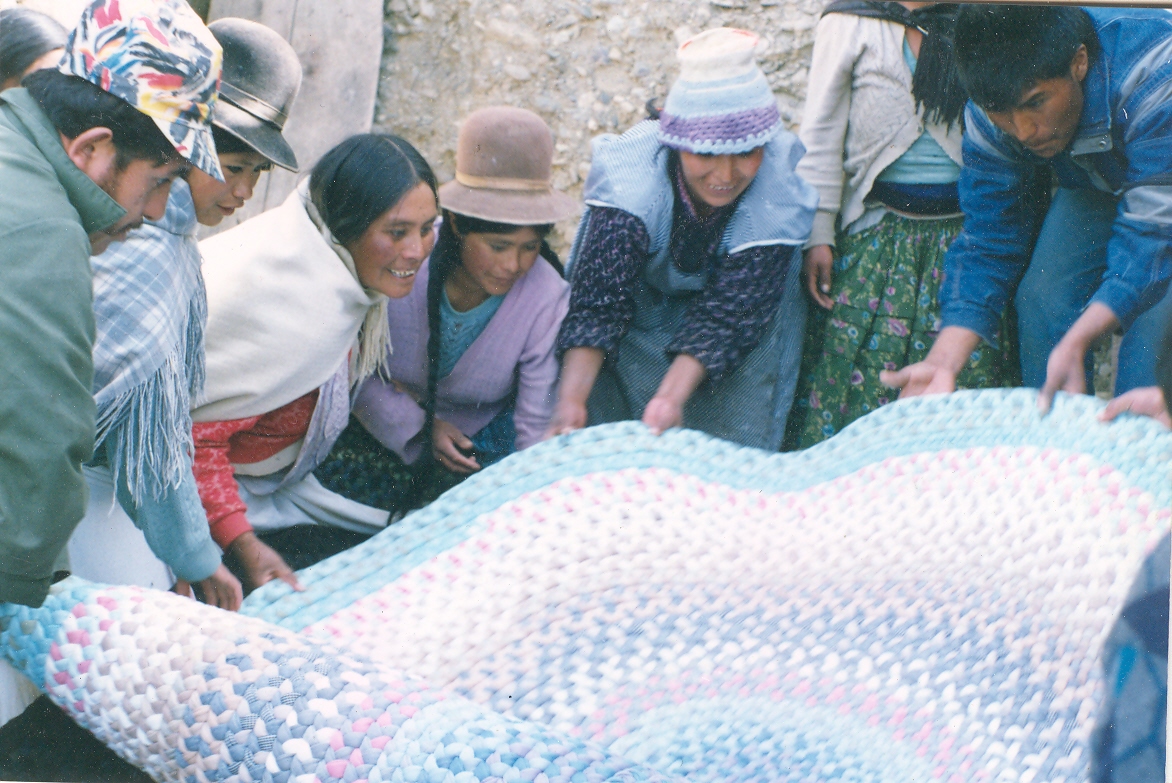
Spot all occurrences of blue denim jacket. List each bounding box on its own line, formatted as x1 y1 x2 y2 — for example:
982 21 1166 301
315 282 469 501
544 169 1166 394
941 7 1172 343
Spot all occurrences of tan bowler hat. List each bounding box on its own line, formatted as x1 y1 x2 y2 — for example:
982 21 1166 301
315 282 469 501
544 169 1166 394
438 106 577 225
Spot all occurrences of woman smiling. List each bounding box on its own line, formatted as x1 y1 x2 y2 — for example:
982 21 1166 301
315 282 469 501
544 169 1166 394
315 107 574 513
188 133 439 583
549 28 818 449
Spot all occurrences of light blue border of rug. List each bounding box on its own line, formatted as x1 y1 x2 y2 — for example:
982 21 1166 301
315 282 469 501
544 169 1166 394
243 388 1172 630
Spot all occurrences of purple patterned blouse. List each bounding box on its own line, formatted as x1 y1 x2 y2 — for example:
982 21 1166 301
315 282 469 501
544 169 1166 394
557 162 792 380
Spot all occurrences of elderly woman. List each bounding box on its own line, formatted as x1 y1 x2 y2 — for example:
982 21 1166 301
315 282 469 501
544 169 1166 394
189 133 439 578
0 8 67 91
548 28 817 450
315 107 574 513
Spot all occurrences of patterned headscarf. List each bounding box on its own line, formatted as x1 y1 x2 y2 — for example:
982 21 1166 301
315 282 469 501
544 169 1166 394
61 0 223 180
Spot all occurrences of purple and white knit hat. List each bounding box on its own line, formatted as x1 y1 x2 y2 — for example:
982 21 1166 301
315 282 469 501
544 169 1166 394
659 28 781 155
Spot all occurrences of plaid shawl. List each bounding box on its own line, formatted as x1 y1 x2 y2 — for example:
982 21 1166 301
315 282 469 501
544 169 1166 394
90 179 205 502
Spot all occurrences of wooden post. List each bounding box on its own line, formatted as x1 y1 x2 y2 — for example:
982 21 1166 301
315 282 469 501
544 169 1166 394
202 0 384 233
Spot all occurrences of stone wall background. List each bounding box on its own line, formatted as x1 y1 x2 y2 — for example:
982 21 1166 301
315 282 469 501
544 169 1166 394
373 0 824 250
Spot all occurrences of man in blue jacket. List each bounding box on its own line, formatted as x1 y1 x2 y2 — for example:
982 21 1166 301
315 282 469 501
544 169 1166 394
882 5 1172 412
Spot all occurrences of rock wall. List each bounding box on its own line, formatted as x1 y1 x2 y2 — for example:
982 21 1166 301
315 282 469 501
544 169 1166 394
373 0 823 249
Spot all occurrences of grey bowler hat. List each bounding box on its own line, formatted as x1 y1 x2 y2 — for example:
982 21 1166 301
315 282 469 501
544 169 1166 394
208 18 302 172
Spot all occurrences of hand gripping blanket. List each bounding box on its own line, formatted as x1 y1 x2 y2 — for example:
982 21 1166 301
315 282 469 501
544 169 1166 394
2 389 1169 783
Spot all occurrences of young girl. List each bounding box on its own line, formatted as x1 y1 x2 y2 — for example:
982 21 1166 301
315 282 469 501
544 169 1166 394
549 28 817 450
315 107 573 512
69 18 304 608
786 1 1017 449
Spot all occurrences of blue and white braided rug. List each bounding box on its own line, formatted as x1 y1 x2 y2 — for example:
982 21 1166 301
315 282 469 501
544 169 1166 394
2 389 1169 783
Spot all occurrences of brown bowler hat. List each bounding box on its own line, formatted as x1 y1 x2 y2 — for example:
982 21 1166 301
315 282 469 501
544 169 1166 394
438 106 577 225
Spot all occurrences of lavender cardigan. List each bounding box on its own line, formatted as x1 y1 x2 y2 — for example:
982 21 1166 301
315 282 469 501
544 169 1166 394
353 256 569 464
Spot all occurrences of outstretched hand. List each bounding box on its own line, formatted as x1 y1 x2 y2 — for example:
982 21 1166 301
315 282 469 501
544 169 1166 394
1099 386 1171 428
880 326 978 400
1038 302 1119 415
879 361 957 399
229 531 303 593
1037 338 1088 415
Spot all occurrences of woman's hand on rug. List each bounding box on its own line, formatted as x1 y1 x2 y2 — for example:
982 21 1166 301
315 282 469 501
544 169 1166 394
229 531 304 593
171 565 245 611
642 396 684 435
643 354 706 435
803 245 835 310
1099 386 1172 428
546 399 588 438
433 418 480 473
546 348 604 439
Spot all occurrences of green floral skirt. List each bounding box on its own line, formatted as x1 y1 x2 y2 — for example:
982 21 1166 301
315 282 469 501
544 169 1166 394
786 212 1019 450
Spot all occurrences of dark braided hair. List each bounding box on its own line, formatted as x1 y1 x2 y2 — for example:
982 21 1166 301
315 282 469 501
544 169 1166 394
420 212 562 466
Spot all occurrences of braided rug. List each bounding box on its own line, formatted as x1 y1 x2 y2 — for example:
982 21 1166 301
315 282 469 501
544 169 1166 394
2 389 1169 783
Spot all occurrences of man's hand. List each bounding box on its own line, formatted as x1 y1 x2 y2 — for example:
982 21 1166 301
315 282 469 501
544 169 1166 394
432 417 480 474
1038 303 1118 415
803 245 835 310
228 531 303 593
1037 337 1088 414
1099 386 1171 428
880 326 979 399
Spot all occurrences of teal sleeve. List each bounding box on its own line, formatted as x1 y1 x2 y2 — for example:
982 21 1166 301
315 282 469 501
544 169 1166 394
111 445 223 583
0 220 97 607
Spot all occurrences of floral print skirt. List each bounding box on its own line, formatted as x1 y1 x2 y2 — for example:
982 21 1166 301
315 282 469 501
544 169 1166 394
786 212 1019 450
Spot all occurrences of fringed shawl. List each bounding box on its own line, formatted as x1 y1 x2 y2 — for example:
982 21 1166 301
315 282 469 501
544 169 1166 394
90 179 205 503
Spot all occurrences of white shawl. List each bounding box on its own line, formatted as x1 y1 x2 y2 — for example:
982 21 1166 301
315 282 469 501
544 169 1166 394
192 181 391 423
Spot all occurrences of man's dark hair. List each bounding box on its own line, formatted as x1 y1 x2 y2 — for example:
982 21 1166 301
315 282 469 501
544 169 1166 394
22 69 178 168
954 5 1099 112
0 7 67 86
